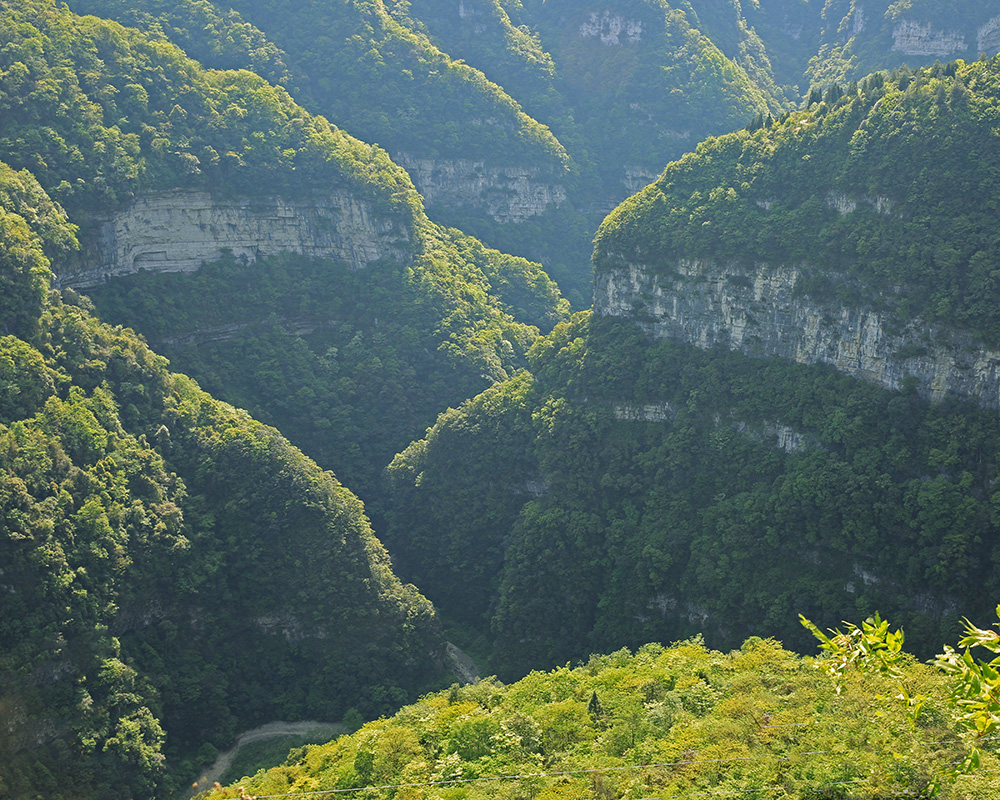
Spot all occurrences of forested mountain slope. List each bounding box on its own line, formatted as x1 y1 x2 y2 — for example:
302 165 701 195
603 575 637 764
381 59 1000 677
206 637 1000 799
55 0 1000 309
744 0 1000 89
0 162 444 798
0 0 567 500
409 0 777 185
595 58 1000 355
0 0 568 795
64 0 783 303
8 0 1000 794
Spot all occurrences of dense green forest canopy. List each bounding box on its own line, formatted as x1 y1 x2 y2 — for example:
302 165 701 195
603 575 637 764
7 0 1000 795
0 0 424 221
61 0 1000 309
85 231 566 500
61 0 782 303
67 0 569 168
0 96 447 800
596 57 1000 344
407 0 776 173
383 312 1000 678
0 0 568 500
205 636 1000 799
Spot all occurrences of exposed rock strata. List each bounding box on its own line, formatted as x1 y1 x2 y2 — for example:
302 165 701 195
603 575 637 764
623 166 661 195
731 419 810 453
579 11 643 46
612 402 674 422
58 190 411 289
397 155 566 223
892 20 967 57
157 316 336 348
613 400 809 453
979 16 1000 54
596 260 1000 408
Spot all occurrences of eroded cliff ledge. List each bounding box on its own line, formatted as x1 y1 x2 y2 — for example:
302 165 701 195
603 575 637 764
596 259 1000 408
56 190 411 288
890 14 1000 58
396 155 567 224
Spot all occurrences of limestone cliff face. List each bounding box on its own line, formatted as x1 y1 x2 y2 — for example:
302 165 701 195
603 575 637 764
891 15 1000 58
578 11 643 46
622 165 662 196
57 190 411 289
891 19 967 56
595 259 1000 408
397 154 567 224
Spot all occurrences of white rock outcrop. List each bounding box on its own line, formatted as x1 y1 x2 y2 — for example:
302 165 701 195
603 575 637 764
596 260 1000 408
979 15 1000 54
59 190 411 288
612 402 674 422
622 166 661 195
892 20 967 56
579 11 642 45
398 155 566 223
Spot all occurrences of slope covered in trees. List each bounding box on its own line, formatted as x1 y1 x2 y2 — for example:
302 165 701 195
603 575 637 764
0 0 567 500
69 0 569 168
595 58 1000 344
764 0 1000 89
0 159 446 798
0 2 553 793
408 0 777 178
8 0 1000 794
63 0 782 304
383 312 1000 677
380 58 1000 677
62 0 1000 311
85 234 565 499
205 635 1000 799
0 0 424 219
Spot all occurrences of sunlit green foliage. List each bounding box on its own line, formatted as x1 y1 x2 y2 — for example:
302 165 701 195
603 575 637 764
66 0 296 88
934 606 1000 739
596 58 1000 344
86 227 566 499
205 638 1000 800
0 0 422 218
803 607 1000 792
0 161 444 798
67 0 782 304
0 0 568 502
200 0 567 167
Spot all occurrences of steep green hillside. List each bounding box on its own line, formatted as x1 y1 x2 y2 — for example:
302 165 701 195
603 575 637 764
56 0 1000 310
0 0 422 219
384 313 1000 676
731 0 1000 91
65 0 781 305
595 58 1000 343
0 0 567 500
69 0 568 168
379 61 1000 677
806 0 1000 87
61 0 297 89
518 0 774 173
405 0 567 125
205 636 1000 799
0 162 445 798
405 0 777 203
85 233 564 499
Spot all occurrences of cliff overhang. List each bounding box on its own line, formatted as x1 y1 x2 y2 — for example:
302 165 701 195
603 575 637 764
55 190 412 289
595 259 1000 408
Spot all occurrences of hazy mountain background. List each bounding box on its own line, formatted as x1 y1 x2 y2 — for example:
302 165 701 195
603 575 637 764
4 0 1000 796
